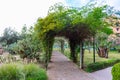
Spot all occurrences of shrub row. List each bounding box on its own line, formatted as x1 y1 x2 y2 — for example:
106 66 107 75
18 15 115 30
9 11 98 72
0 63 47 80
85 59 120 72
112 63 120 80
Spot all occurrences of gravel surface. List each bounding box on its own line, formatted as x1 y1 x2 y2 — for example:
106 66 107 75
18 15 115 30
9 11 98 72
47 51 96 80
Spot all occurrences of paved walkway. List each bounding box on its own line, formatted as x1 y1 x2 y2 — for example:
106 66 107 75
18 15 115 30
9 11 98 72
90 67 112 80
47 51 96 80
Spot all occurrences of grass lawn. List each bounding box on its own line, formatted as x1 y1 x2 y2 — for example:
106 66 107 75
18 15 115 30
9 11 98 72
84 50 120 66
64 48 120 66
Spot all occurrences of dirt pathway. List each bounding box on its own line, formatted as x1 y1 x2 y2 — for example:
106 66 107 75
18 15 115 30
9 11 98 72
47 51 96 80
90 67 112 80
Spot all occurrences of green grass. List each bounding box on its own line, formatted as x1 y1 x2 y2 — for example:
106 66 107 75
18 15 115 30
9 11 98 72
0 63 24 80
64 49 120 65
63 48 120 72
85 59 120 72
83 50 120 66
0 63 48 80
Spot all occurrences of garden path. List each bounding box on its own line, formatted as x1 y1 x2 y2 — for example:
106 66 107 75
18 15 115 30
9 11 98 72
47 51 96 80
90 67 112 80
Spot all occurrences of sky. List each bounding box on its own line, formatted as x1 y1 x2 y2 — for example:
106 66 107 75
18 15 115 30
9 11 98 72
0 0 120 35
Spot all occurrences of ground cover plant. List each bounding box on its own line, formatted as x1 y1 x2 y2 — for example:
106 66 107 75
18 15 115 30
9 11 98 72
0 63 47 80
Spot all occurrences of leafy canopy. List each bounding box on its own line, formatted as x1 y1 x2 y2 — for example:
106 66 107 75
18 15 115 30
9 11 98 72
34 3 113 56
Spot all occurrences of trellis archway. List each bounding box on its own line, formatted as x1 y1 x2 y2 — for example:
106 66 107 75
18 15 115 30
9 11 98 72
54 37 66 53
35 22 93 69
34 3 113 69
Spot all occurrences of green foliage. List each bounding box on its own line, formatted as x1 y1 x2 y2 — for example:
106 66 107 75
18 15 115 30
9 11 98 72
7 38 34 59
85 59 120 72
101 27 113 35
0 63 24 80
34 3 113 67
95 32 109 47
15 39 34 59
112 63 120 80
115 45 120 53
21 24 28 38
0 63 47 80
84 5 112 35
0 27 20 45
7 42 18 54
7 26 43 62
23 64 47 80
34 3 112 43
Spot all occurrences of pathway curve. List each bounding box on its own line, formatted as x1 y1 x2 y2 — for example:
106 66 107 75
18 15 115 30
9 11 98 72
90 67 112 80
47 51 96 80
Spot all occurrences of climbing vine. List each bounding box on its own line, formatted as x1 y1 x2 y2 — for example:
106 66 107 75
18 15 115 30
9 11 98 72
34 3 113 69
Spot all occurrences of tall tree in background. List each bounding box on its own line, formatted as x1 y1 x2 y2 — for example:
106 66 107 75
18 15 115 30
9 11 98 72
0 27 20 45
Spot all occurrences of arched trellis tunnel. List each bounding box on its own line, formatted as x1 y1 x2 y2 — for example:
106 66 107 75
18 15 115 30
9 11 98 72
34 3 113 70
54 37 66 53
41 23 93 69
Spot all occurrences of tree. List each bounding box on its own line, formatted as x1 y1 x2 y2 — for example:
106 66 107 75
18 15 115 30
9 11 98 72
0 27 20 46
95 32 111 58
6 26 44 63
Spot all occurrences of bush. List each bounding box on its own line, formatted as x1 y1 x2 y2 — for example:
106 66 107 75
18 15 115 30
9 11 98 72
112 63 120 80
85 59 120 72
7 43 18 54
115 45 120 53
0 63 24 80
0 63 47 80
23 64 47 80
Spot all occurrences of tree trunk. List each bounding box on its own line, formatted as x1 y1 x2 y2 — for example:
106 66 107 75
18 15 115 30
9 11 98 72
80 41 84 69
88 42 91 53
97 46 108 58
69 39 77 63
44 37 54 70
45 48 49 70
60 40 64 53
93 37 95 63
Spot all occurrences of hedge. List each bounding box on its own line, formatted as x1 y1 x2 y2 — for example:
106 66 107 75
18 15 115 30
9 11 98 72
112 63 120 80
0 63 48 80
85 59 120 72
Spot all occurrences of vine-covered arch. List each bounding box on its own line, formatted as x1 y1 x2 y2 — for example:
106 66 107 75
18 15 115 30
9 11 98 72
34 3 113 69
